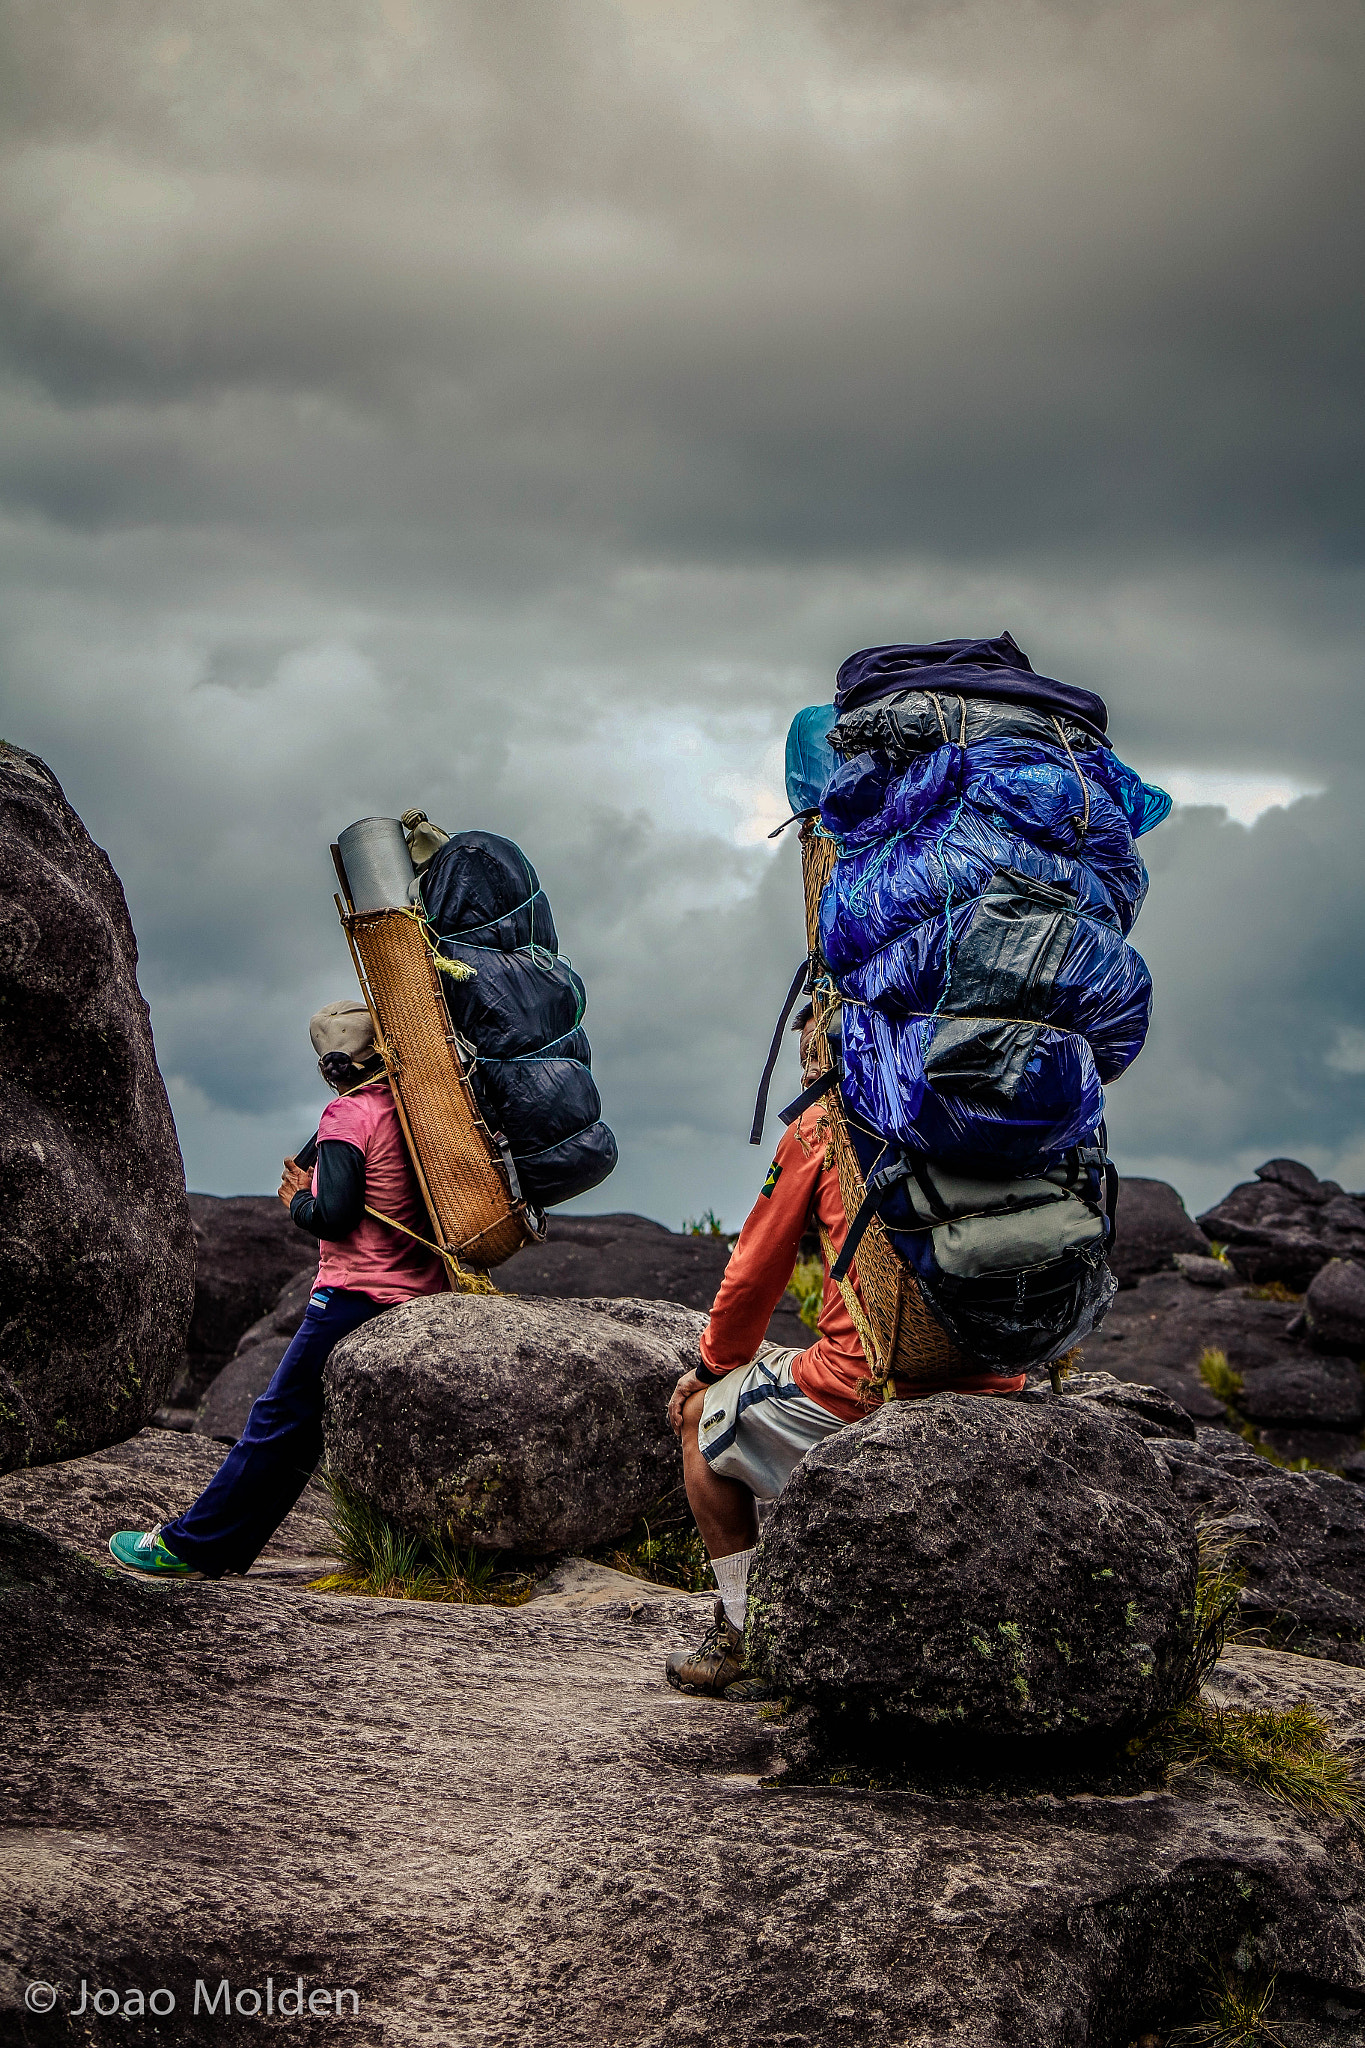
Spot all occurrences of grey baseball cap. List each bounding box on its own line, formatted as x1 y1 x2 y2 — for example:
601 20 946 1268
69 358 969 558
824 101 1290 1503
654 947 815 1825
309 999 375 1062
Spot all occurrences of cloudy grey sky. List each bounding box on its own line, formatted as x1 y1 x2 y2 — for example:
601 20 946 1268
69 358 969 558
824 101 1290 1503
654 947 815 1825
1 0 1362 1225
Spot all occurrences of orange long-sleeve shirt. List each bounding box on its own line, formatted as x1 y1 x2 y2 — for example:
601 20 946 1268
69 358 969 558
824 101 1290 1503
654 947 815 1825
700 1107 1026 1420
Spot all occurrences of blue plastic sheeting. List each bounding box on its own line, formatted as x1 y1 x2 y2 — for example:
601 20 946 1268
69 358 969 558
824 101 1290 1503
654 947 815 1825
784 703 839 815
818 727 1161 1168
840 1003 1104 1163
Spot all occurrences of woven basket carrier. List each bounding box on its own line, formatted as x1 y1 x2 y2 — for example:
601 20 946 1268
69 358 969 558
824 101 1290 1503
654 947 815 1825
800 823 969 1391
338 900 539 1274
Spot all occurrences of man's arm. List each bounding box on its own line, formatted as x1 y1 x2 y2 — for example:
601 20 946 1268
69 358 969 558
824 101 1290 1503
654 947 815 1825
700 1118 825 1375
287 1140 366 1240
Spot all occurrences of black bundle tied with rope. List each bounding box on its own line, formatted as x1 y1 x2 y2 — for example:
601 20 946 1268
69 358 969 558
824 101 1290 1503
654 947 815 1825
420 830 617 1209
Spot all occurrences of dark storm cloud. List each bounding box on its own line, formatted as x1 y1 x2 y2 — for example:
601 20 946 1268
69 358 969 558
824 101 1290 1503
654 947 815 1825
0 0 1361 1219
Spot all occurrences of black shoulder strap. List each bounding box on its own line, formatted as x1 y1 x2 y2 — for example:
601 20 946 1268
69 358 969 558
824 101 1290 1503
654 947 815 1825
778 1064 841 1127
749 956 813 1145
830 1180 882 1284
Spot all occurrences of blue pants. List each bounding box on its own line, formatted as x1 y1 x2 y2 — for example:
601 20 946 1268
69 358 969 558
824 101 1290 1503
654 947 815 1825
162 1286 385 1577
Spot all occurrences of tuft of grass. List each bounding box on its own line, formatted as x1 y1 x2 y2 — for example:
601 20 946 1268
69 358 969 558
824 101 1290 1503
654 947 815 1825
1199 1347 1244 1405
1188 1519 1246 1694
310 1475 532 1605
1248 1281 1302 1304
787 1254 824 1331
1171 1967 1287 2046
1166 1700 1359 1821
601 1511 711 1593
683 1208 727 1237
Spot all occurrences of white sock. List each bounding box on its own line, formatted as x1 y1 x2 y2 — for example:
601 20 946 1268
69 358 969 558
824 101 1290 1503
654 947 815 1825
711 1547 754 1631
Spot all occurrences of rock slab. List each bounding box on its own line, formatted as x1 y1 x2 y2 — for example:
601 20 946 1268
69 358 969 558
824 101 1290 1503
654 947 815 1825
1108 1175 1210 1286
0 743 194 1472
3 1479 1363 2047
499 1209 810 1348
324 1293 699 1552
747 1393 1199 1741
1304 1257 1365 1356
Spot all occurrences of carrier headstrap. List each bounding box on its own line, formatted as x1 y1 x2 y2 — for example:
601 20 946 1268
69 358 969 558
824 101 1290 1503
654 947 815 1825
777 1064 841 1127
749 955 813 1145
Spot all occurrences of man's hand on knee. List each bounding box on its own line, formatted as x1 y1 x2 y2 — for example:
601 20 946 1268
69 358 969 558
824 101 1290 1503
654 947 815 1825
668 1371 707 1435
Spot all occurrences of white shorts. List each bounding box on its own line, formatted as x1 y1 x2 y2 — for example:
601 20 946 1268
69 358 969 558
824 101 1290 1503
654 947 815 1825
698 1343 847 1501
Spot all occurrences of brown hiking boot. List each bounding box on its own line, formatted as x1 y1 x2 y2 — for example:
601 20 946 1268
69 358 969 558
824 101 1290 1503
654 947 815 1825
665 1598 771 1699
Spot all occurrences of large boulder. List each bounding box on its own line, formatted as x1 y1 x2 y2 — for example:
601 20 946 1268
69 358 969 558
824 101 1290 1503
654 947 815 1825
1237 1357 1365 1431
746 1394 1198 1742
0 743 194 1472
180 1193 318 1403
324 1294 701 1552
1153 1429 1365 1665
1304 1258 1365 1356
1198 1159 1365 1290
1108 1176 1209 1286
498 1209 811 1348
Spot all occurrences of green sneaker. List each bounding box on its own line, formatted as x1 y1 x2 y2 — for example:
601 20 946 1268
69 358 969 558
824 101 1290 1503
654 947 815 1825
108 1525 192 1576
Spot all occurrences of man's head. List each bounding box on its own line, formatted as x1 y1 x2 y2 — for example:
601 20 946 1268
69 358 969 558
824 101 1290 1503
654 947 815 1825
791 1000 820 1085
310 999 381 1091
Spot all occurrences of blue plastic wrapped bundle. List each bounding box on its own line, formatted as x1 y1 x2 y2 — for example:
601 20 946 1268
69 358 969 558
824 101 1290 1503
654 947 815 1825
778 635 1171 1372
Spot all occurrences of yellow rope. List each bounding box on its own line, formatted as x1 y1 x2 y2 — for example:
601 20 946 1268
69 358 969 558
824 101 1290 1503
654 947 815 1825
362 1204 498 1296
819 1223 895 1405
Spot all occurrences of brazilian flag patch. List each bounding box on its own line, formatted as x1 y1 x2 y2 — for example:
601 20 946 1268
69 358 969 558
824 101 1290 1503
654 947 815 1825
760 1158 783 1199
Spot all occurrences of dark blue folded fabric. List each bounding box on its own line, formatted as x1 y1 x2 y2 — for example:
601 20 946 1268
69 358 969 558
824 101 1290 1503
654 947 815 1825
834 633 1109 737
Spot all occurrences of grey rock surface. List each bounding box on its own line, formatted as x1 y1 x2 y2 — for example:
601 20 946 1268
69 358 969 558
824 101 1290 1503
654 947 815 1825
1021 1369 1197 1441
498 1209 810 1348
499 1210 731 1305
180 1193 318 1403
1173 1252 1237 1288
0 1425 336 1577
1153 1430 1365 1665
196 1336 291 1443
1108 1175 1209 1286
1304 1257 1365 1356
0 743 194 1473
747 1394 1199 1741
3 1467 1363 2046
1079 1268 1306 1421
1239 1358 1365 1430
193 1267 320 1442
324 1293 688 1552
1198 1159 1365 1290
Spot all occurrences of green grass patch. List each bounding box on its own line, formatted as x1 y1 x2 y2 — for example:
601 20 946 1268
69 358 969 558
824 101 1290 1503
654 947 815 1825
310 1476 532 1605
1144 1521 1362 1820
1248 1281 1302 1304
1198 1347 1244 1406
596 1502 712 1592
683 1208 726 1236
1165 1700 1358 1819
1188 1520 1246 1694
787 1254 824 1331
1171 1966 1287 2046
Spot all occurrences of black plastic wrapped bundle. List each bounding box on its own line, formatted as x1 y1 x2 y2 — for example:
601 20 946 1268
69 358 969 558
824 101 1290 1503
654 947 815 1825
419 831 616 1208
